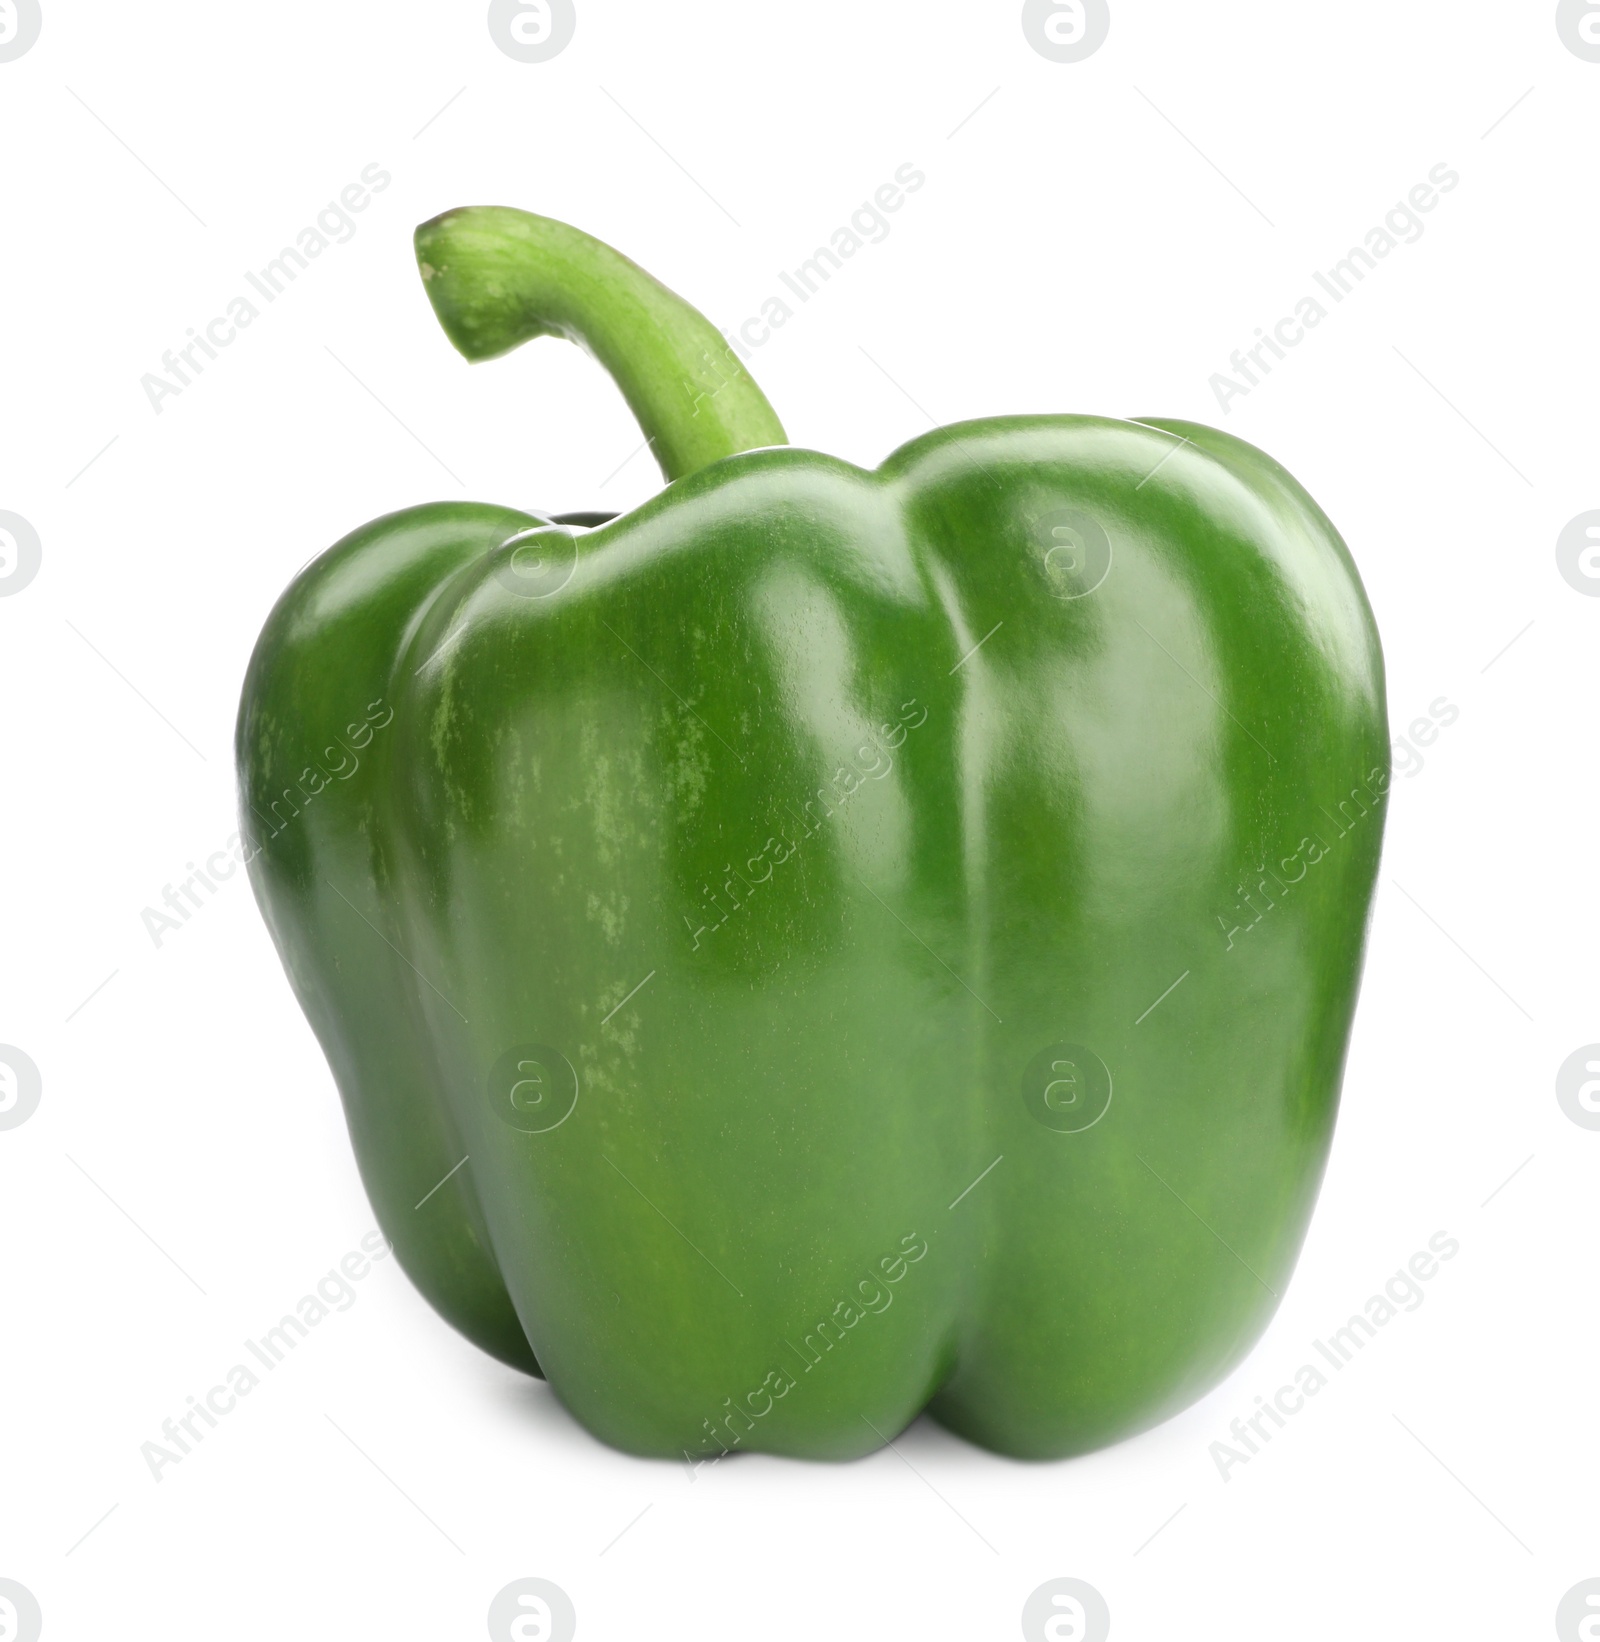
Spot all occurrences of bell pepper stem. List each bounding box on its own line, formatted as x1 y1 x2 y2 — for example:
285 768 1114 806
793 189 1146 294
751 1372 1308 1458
414 207 787 484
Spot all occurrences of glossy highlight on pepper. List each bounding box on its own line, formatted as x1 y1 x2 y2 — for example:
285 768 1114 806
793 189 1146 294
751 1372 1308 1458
236 208 1388 1461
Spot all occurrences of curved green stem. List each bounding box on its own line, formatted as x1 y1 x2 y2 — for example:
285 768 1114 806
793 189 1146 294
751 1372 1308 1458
414 207 787 484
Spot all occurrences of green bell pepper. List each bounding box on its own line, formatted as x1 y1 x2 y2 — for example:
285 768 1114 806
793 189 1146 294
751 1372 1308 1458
237 208 1388 1462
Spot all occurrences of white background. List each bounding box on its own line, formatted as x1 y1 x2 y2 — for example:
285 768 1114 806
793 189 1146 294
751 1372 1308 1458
2 2 1596 1638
